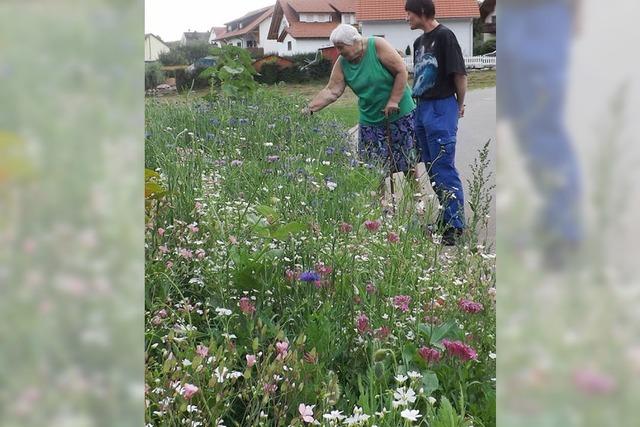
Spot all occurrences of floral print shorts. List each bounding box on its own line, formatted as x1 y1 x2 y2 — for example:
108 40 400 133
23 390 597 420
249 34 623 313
358 111 417 173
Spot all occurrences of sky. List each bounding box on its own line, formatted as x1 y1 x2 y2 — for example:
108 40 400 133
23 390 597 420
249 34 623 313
145 0 275 42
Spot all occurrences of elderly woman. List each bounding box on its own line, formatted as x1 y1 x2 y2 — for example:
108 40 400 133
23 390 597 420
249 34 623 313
303 24 416 173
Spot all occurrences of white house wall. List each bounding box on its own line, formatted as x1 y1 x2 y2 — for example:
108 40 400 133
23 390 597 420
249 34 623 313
361 19 474 57
259 17 280 55
278 35 332 55
145 36 170 62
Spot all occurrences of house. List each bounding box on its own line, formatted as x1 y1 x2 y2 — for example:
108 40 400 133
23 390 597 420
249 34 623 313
479 0 496 42
268 0 357 56
180 31 210 46
145 33 170 62
208 26 227 46
357 0 480 57
214 6 280 55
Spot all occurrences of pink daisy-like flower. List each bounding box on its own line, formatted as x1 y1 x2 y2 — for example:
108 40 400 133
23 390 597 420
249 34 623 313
356 313 370 335
374 326 391 340
275 341 289 360
299 403 316 423
181 384 199 399
393 295 412 312
246 354 257 368
364 219 381 232
339 222 353 233
157 228 165 237
195 344 209 358
418 347 441 363
239 297 256 315
459 299 484 314
387 231 400 243
442 339 478 361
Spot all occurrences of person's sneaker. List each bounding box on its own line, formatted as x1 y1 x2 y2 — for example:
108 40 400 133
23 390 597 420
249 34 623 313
442 228 463 246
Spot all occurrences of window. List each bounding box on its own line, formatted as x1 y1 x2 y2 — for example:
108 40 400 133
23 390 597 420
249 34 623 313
491 15 496 24
287 41 292 51
237 42 242 47
239 23 243 29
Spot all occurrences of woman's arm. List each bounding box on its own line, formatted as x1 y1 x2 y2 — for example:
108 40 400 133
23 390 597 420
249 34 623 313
374 37 409 117
304 60 346 114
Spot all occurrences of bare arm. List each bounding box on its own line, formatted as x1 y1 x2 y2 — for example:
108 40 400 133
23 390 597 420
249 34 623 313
305 60 346 113
374 37 409 117
453 73 467 118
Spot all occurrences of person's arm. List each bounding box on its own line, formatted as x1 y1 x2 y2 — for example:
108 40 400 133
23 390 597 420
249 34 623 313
453 73 467 118
374 37 409 117
303 60 346 114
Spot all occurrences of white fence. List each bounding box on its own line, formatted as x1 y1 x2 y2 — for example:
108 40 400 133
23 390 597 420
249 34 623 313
403 56 496 73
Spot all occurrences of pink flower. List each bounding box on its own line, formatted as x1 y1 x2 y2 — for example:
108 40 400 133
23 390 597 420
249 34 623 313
387 231 400 243
196 345 209 358
228 235 238 245
159 244 169 254
418 347 441 363
442 340 478 361
573 368 617 395
339 222 353 233
364 219 381 232
356 313 370 334
157 309 168 318
188 223 199 233
365 283 377 294
239 297 256 315
315 262 333 276
195 248 206 259
181 383 199 399
298 403 316 423
246 354 257 368
393 295 412 312
374 326 391 340
263 383 277 394
157 228 165 237
276 341 289 360
459 299 484 314
195 201 203 211
423 315 441 325
178 248 193 259
166 260 174 269
285 268 299 282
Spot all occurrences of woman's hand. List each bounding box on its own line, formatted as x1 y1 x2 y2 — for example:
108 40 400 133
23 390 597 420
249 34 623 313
383 101 400 117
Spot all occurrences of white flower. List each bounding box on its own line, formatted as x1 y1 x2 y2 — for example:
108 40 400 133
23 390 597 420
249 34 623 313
326 181 337 191
407 371 422 380
323 410 345 421
343 407 370 425
427 396 437 405
394 374 408 384
400 409 422 422
215 307 232 316
392 387 416 408
214 366 228 383
221 333 236 340
182 359 192 367
229 371 243 379
489 352 497 359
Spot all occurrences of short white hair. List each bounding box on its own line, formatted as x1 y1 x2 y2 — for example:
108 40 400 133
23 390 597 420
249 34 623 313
330 24 362 46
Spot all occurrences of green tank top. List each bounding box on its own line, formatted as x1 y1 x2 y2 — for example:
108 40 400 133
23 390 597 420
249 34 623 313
340 37 415 125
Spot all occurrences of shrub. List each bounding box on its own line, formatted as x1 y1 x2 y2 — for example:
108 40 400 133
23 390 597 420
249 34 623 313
145 62 165 90
158 49 188 66
474 38 496 55
175 68 209 92
159 42 213 66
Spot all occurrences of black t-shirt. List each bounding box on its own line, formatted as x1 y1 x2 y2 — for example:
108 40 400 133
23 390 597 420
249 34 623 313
412 24 466 99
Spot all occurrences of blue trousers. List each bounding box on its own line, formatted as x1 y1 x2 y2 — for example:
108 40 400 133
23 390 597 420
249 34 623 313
414 96 465 230
500 2 582 244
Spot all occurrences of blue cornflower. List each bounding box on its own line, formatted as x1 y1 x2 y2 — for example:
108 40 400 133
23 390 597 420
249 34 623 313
210 118 220 126
298 271 320 282
325 147 335 155
239 118 249 125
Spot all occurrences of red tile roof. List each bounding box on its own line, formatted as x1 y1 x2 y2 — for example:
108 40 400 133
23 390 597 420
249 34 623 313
225 5 274 25
211 26 227 37
217 7 273 40
356 0 479 21
287 0 335 13
269 0 356 40
329 0 357 12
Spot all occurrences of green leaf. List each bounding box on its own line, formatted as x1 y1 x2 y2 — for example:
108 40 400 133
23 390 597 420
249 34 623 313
419 320 458 345
256 204 280 222
222 65 244 75
270 221 307 240
402 342 418 366
421 370 440 395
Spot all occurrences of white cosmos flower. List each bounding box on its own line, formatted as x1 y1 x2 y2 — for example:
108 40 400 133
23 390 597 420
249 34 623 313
400 409 422 422
392 387 416 408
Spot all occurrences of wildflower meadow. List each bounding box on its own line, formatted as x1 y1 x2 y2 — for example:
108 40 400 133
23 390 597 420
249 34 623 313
145 88 496 426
